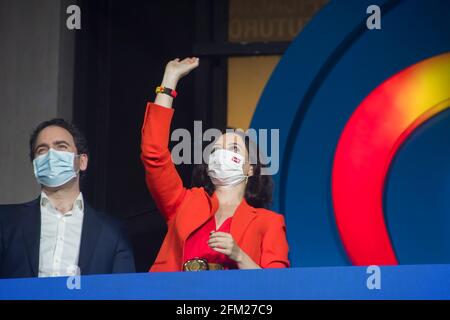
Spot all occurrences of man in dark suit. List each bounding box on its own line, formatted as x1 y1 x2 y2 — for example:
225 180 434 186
0 119 135 278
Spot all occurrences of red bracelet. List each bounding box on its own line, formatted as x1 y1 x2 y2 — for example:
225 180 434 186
155 86 177 98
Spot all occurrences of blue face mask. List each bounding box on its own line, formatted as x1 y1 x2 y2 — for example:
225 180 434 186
33 149 79 187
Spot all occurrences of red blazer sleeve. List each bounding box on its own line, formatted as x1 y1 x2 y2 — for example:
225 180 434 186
140 102 187 222
260 214 290 268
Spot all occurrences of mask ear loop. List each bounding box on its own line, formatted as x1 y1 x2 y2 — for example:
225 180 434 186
243 160 251 185
74 154 82 176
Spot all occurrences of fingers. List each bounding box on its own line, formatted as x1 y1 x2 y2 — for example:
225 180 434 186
180 57 199 65
207 232 240 260
211 247 231 255
210 231 231 238
208 235 231 244
191 57 200 67
208 236 230 243
208 238 232 247
170 57 198 65
208 232 232 246
208 231 233 252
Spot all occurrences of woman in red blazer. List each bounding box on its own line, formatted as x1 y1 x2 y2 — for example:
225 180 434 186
141 57 290 272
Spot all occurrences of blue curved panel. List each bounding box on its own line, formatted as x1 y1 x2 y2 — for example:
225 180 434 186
385 109 450 264
251 0 450 266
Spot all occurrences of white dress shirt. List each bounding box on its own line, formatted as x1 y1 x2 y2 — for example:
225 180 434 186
38 192 84 277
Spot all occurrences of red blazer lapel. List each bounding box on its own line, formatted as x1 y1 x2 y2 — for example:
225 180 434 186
230 198 257 245
177 190 257 245
177 190 219 242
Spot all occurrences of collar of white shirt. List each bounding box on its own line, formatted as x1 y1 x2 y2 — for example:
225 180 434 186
40 191 84 217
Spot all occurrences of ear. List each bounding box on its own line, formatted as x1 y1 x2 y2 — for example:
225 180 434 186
247 164 254 177
79 154 88 172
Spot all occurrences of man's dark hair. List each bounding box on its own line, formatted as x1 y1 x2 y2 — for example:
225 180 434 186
29 118 89 162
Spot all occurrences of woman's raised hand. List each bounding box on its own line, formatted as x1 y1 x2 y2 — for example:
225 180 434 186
164 57 200 82
155 57 199 108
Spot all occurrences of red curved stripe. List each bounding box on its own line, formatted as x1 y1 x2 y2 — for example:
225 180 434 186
332 53 450 265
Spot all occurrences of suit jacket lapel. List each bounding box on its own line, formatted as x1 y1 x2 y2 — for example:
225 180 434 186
78 204 102 273
21 198 41 277
230 199 257 245
179 192 219 242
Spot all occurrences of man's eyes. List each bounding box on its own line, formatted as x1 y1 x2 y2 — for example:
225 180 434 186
36 148 48 155
35 144 68 155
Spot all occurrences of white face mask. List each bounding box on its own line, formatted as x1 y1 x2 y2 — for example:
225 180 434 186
207 149 248 187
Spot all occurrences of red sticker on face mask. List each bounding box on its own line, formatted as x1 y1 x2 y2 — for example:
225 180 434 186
231 156 241 164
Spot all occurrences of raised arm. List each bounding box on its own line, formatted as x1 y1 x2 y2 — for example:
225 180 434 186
154 57 199 109
141 58 199 222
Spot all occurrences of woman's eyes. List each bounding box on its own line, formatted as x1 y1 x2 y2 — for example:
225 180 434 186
231 146 240 153
211 146 241 153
